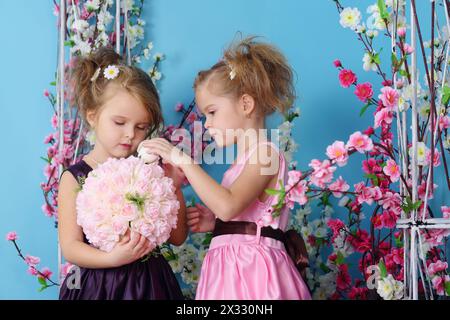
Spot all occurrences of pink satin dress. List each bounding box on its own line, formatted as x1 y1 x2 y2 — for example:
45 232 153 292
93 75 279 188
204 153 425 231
195 141 311 300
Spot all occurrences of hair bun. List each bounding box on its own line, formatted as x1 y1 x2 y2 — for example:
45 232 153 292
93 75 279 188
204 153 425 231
90 46 123 69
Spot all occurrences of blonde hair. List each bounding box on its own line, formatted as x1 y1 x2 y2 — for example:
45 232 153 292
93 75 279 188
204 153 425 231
70 47 163 135
194 36 295 116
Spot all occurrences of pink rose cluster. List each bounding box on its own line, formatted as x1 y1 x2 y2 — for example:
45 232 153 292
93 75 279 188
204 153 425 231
76 156 180 252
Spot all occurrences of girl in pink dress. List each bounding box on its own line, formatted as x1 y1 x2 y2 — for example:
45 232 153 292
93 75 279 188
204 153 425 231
140 36 311 300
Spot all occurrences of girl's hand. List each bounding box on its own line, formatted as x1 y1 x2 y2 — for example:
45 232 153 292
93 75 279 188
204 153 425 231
108 229 153 267
139 138 193 168
161 161 186 189
186 203 216 233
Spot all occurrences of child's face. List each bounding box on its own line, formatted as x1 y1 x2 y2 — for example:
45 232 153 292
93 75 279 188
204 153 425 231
88 85 151 159
195 84 245 148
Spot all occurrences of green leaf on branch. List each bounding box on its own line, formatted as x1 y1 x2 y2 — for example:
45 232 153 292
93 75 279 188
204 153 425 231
360 102 371 117
377 0 389 20
399 69 409 78
38 285 48 292
401 197 422 214
64 40 75 48
442 85 450 106
131 5 141 15
320 263 331 273
372 49 382 65
38 277 47 286
265 188 283 196
278 179 286 192
378 260 387 278
364 173 379 186
202 232 213 246
49 81 56 86
394 237 403 248
391 53 399 69
412 200 422 210
336 252 345 266
445 281 450 296
319 192 331 207
315 237 325 246
40 156 51 163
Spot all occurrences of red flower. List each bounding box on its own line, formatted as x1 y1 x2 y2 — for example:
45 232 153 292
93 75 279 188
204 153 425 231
362 158 382 174
380 209 398 229
363 126 374 136
307 235 316 246
371 214 383 229
348 286 369 300
327 219 345 240
328 253 338 263
333 59 342 68
354 82 373 102
336 264 351 290
338 69 357 88
349 229 371 253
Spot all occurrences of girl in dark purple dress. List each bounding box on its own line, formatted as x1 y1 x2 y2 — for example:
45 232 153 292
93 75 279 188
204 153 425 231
58 47 187 300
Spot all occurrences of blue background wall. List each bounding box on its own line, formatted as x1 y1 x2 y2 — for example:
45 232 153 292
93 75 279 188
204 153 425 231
0 0 444 299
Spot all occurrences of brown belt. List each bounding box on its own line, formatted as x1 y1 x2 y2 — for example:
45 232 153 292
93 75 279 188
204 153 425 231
212 218 309 279
212 218 286 243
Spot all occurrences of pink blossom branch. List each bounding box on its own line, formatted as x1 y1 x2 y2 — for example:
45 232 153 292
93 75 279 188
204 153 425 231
9 239 59 287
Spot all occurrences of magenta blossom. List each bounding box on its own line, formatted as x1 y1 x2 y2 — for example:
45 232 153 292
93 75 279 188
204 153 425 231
37 267 53 280
338 69 357 88
333 59 342 68
354 82 373 102
380 209 398 229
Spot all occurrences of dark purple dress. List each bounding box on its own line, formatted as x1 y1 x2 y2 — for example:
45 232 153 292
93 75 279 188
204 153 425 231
59 160 184 300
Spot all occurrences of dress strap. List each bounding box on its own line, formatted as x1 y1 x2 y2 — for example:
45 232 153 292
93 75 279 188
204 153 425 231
64 160 93 185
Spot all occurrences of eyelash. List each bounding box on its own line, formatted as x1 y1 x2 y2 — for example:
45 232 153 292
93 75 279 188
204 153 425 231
114 121 147 131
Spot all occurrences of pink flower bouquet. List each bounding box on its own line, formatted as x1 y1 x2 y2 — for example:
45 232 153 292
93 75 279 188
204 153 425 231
76 156 180 252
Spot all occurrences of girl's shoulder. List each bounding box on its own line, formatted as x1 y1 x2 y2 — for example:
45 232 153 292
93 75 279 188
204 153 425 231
243 140 283 166
229 140 284 177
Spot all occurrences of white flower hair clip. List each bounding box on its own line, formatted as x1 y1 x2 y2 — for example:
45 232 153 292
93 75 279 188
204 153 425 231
90 67 101 82
229 67 236 80
103 65 120 80
223 59 236 80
